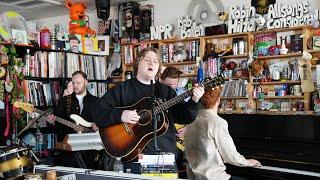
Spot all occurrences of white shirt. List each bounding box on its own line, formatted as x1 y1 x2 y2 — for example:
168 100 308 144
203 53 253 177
76 94 84 113
185 109 248 180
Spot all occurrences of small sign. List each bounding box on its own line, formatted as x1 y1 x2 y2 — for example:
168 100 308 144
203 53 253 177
177 16 204 39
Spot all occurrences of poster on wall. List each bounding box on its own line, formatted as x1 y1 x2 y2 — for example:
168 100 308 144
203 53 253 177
98 20 112 36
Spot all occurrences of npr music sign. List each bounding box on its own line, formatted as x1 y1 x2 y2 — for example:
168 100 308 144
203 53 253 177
228 1 320 33
150 24 174 40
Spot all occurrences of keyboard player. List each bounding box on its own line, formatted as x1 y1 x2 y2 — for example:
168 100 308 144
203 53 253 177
184 87 261 180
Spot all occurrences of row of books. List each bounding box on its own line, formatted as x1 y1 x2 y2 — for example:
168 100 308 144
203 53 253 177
138 153 177 178
221 80 248 97
24 51 65 78
160 41 200 63
204 57 222 78
23 51 108 80
21 80 62 107
87 82 107 98
66 53 108 80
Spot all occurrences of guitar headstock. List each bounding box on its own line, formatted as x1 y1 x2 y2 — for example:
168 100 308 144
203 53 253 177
13 102 35 113
203 75 225 90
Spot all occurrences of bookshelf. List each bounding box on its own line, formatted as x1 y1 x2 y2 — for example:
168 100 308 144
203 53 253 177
117 26 319 115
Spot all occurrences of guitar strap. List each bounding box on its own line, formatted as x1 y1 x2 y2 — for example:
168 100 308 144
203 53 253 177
66 95 72 117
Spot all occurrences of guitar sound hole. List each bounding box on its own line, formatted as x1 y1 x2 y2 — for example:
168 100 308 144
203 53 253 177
138 109 152 126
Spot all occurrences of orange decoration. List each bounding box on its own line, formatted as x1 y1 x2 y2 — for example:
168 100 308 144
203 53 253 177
66 0 95 36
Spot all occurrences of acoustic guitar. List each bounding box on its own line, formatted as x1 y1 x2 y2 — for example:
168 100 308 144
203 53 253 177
99 76 224 162
13 102 93 133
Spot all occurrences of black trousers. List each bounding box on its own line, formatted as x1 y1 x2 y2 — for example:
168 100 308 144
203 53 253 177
54 150 99 169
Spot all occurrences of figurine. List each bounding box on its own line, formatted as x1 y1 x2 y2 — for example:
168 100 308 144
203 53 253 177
66 0 95 36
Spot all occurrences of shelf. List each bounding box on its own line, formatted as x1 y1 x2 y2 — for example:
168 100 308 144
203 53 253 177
1 43 108 57
108 76 122 79
121 40 161 46
220 54 248 59
218 109 315 115
204 32 249 39
162 61 196 66
161 37 200 43
221 96 248 100
255 52 303 60
24 76 63 81
252 81 301 85
253 95 304 99
254 110 315 116
88 79 109 82
306 49 319 53
180 73 197 77
252 26 309 35
225 77 249 80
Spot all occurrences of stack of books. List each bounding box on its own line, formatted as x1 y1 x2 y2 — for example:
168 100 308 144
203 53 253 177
138 153 177 178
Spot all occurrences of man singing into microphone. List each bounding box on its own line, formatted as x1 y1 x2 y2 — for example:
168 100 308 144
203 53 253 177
92 47 204 170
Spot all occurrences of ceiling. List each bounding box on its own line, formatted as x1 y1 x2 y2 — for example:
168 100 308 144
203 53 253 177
0 0 147 20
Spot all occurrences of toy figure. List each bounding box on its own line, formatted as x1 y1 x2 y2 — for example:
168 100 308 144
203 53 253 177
66 0 95 36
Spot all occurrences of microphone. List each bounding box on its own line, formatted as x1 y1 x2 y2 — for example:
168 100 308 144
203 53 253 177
150 80 159 151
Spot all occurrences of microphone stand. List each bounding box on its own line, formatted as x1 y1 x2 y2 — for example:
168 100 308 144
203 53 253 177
151 80 159 152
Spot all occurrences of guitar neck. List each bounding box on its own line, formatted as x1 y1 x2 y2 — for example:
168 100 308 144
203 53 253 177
155 89 193 114
34 109 90 133
154 78 221 113
55 117 88 132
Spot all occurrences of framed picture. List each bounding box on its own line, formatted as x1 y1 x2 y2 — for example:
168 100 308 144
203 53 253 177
65 34 82 53
28 31 40 47
97 36 110 55
12 29 28 45
83 37 98 54
280 101 291 111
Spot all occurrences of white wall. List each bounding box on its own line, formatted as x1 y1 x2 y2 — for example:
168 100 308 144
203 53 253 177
30 0 320 33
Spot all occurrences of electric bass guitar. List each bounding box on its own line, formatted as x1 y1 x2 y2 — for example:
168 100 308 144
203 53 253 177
13 102 94 133
99 76 224 162
175 124 186 151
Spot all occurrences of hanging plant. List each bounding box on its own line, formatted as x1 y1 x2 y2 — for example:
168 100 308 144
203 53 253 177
3 44 26 130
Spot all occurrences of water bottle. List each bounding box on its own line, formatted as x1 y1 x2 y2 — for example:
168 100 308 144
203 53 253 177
197 60 204 83
113 157 124 173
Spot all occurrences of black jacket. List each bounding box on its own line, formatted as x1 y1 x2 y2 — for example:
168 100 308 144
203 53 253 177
54 92 98 142
92 78 201 158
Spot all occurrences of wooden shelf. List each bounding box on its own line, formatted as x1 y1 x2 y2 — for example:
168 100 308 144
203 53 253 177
24 76 62 81
253 95 304 99
88 79 109 82
121 40 161 46
252 81 301 85
252 26 309 35
254 110 315 116
162 61 196 66
307 49 319 53
220 54 248 59
108 76 122 79
180 73 197 77
204 32 249 39
218 109 315 116
161 37 200 43
225 77 249 80
255 52 303 60
221 96 248 100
